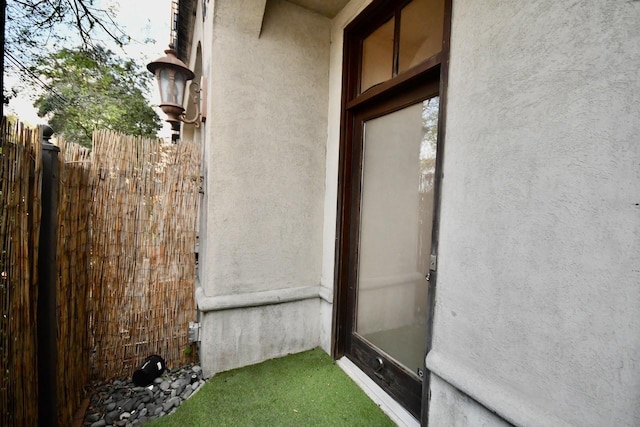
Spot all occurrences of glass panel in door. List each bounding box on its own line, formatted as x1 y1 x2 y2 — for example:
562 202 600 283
356 96 439 377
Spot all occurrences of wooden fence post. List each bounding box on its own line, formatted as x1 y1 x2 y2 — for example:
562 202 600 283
37 125 59 427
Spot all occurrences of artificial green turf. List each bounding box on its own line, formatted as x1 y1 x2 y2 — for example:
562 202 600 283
149 348 395 427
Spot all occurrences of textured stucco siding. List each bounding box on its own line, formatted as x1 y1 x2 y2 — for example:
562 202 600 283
428 0 640 425
202 0 330 296
428 375 510 427
200 298 321 376
194 0 331 376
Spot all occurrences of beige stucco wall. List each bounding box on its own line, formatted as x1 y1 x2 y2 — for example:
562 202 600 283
191 0 332 376
427 0 640 425
203 0 329 297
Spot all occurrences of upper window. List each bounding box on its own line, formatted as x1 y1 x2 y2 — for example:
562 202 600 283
359 0 445 93
361 17 395 92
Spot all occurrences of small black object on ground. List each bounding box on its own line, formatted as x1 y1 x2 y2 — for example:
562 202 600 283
132 355 166 387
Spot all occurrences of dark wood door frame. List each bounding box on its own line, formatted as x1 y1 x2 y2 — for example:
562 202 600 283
338 76 440 419
331 0 452 424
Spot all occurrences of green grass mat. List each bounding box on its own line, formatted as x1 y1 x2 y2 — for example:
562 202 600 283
149 348 394 426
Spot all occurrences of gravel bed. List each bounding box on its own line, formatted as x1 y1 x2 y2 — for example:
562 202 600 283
83 364 205 426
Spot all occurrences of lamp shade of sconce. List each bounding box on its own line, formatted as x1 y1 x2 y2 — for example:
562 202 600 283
147 46 198 125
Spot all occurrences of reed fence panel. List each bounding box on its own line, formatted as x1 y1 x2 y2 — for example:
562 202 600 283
0 120 42 427
89 130 200 380
56 139 93 426
1 124 200 425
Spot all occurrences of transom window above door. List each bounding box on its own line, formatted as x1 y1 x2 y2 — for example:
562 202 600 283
360 0 445 93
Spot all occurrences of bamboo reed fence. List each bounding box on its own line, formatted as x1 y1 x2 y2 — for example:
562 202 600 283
89 130 200 380
0 119 42 427
1 122 201 426
56 139 93 426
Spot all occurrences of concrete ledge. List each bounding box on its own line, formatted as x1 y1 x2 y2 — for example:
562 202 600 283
429 374 512 427
426 350 571 427
196 285 326 312
318 285 333 303
199 299 320 376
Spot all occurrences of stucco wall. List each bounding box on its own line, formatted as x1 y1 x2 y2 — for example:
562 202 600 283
202 0 330 296
428 0 640 425
428 375 510 427
200 299 320 374
194 0 331 375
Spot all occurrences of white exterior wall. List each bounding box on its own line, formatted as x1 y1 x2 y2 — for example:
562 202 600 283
191 0 332 376
427 0 640 426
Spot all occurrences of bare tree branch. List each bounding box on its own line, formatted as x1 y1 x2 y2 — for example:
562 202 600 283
5 0 129 57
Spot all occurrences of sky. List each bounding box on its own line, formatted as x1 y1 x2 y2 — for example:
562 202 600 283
5 0 174 136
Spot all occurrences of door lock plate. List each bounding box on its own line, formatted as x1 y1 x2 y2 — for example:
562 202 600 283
429 254 437 271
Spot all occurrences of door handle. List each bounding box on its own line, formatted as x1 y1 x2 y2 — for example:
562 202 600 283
373 357 386 382
374 356 384 371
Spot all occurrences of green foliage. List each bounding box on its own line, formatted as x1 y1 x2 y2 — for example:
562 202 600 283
183 345 193 357
32 47 161 147
4 1 137 114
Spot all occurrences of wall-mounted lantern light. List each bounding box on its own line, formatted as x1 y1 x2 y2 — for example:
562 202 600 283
147 45 204 127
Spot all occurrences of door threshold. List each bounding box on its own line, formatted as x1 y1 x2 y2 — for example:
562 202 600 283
337 357 420 427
